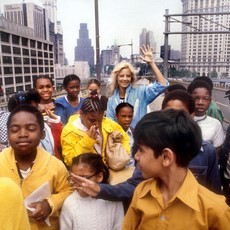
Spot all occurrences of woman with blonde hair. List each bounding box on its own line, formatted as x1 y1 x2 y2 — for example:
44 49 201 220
106 45 168 129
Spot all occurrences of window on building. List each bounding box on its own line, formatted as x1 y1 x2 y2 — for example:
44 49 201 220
15 77 23 83
39 67 43 73
31 59 37 65
25 84 32 90
38 51 43 57
44 52 48 58
24 75 31 82
13 47 21 55
37 42 42 49
31 50 36 57
38 59 43 65
12 35 20 45
3 67 13 74
30 40 36 48
15 67 22 74
24 67 30 73
32 67 37 73
3 56 12 64
23 58 30 65
0 32 10 43
16 86 23 92
5 87 14 94
2 45 11 54
4 77 14 85
22 37 28 46
14 57 21 64
43 43 48 50
23 49 29 56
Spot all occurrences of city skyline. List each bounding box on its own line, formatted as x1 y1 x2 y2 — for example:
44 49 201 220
1 0 183 65
56 0 182 65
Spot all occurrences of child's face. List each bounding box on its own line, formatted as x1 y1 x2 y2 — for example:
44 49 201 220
71 163 102 197
87 83 100 95
35 78 54 102
191 88 211 116
116 107 133 131
134 144 162 179
8 111 44 157
65 80 80 99
80 111 104 130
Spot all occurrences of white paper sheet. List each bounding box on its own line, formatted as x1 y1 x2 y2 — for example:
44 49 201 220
24 181 51 226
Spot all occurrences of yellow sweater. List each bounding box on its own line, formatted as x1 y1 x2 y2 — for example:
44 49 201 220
0 147 73 230
61 114 130 166
0 177 31 230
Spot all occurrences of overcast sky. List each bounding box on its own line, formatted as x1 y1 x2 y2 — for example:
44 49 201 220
1 0 183 65
57 0 183 64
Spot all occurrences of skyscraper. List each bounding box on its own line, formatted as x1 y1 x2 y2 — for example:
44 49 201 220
181 0 230 77
139 28 156 56
74 23 94 66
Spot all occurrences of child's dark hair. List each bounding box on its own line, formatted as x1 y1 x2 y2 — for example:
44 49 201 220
33 75 54 88
193 76 213 90
162 90 195 115
7 104 44 132
8 89 40 112
87 78 101 88
115 102 134 115
71 153 110 183
63 74 81 87
134 109 202 168
81 90 104 113
187 80 212 97
165 83 186 95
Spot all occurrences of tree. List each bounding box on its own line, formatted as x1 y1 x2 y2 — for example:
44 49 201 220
209 70 218 79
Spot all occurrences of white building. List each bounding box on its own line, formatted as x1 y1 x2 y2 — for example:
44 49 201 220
181 0 230 77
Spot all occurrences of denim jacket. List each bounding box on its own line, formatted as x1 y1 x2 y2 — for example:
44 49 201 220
106 81 169 128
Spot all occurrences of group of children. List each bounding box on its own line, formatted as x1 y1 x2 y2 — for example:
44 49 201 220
1 44 230 229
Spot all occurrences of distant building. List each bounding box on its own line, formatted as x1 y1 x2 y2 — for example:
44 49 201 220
74 23 94 66
0 16 54 102
139 28 156 57
4 2 49 41
181 0 230 77
55 61 90 85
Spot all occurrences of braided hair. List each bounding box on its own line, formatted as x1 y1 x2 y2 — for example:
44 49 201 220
81 90 104 113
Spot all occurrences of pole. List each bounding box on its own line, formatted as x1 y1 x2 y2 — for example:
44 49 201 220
163 9 169 78
94 0 100 81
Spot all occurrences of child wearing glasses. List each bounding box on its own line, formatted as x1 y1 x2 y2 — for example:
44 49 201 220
60 153 124 230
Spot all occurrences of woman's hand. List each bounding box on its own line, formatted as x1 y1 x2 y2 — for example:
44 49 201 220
140 45 154 63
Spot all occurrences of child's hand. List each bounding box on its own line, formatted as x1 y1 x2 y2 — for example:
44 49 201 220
70 172 101 197
87 125 97 140
28 200 51 222
45 109 58 120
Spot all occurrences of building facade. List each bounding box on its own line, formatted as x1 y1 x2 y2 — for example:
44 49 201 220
0 16 54 102
181 0 230 77
4 3 49 41
74 23 94 66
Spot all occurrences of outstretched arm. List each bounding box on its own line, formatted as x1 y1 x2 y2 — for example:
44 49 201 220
140 45 167 85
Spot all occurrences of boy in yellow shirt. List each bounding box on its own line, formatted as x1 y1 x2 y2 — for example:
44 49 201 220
123 109 230 230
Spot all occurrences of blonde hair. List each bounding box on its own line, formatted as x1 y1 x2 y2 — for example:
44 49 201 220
106 61 136 97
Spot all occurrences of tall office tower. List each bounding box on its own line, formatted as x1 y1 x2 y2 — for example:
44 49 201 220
139 28 156 57
40 0 57 33
74 23 94 66
181 0 230 77
4 3 49 41
41 0 64 65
